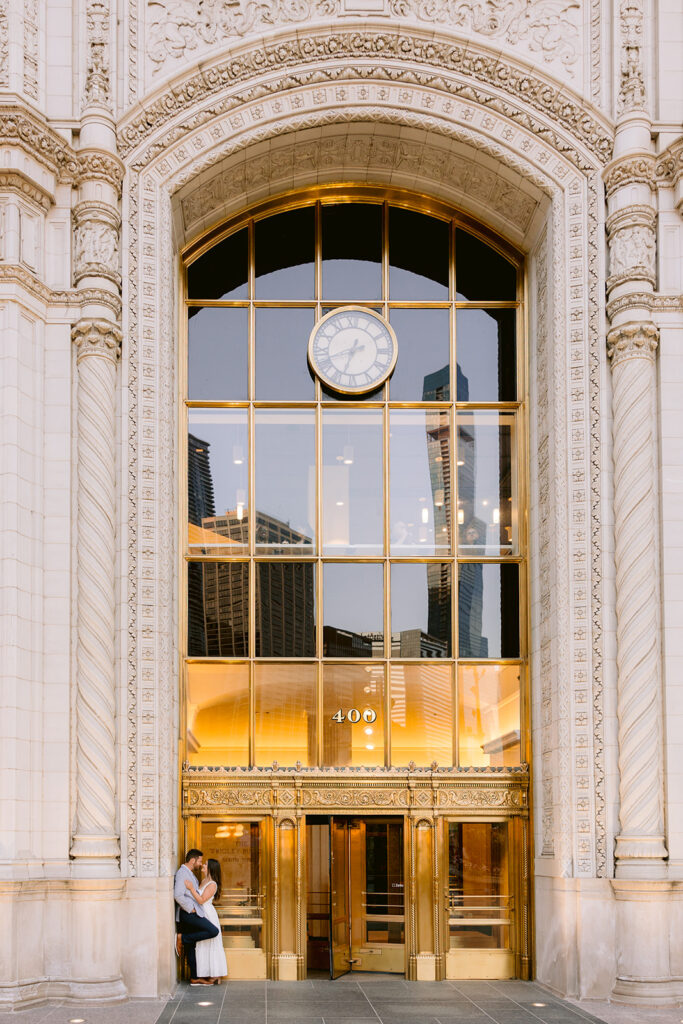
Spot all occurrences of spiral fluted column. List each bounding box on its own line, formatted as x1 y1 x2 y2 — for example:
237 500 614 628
70 319 122 874
608 322 667 876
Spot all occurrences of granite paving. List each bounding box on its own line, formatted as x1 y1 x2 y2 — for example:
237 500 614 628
1 978 682 1024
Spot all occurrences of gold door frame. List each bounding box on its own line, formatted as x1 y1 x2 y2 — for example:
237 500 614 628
182 769 530 980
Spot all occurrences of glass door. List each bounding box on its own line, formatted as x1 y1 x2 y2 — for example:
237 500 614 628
349 818 405 973
329 817 352 978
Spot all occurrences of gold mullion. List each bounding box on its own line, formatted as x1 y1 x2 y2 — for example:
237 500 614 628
453 662 459 768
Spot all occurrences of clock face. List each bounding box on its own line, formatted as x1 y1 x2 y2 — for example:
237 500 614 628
308 307 398 394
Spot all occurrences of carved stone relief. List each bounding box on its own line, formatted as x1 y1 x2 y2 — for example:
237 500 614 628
85 1 113 109
74 211 121 287
120 29 613 166
388 0 580 73
0 2 8 89
617 0 646 114
23 0 39 100
145 0 582 82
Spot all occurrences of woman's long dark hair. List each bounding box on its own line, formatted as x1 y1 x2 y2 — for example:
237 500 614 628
207 858 222 900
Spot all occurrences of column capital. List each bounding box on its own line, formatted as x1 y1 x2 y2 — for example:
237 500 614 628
603 153 656 198
71 318 122 363
607 321 659 368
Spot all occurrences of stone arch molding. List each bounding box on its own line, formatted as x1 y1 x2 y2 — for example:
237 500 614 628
120 28 608 885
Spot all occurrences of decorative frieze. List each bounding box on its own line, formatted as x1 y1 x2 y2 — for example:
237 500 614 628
0 170 53 212
118 29 614 166
182 771 529 816
146 0 580 79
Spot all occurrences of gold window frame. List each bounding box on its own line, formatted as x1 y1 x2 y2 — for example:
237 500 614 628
179 185 529 773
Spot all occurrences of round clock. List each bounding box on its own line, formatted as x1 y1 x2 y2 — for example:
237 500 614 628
308 306 398 395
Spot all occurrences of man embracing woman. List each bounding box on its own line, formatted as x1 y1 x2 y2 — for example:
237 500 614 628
174 849 228 986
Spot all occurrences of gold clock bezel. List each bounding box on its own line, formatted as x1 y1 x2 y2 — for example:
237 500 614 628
307 305 399 395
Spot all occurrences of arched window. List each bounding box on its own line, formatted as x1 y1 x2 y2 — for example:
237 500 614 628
182 190 525 771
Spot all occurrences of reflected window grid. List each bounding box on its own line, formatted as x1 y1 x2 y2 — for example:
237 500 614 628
183 195 525 770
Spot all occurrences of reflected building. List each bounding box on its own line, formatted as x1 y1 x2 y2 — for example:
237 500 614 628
193 511 315 657
188 434 216 655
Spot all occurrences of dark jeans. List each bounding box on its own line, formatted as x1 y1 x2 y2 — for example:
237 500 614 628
177 908 219 979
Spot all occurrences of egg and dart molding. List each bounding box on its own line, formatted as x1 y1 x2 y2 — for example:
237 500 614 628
308 307 398 394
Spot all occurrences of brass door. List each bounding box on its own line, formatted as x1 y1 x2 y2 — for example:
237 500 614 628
349 818 405 974
329 817 352 978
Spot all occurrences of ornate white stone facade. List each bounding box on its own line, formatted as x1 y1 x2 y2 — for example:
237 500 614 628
0 0 681 1009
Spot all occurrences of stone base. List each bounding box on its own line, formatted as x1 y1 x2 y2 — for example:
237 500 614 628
534 871 683 1004
0 876 176 1009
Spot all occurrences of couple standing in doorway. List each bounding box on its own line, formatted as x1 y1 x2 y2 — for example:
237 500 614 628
174 849 228 986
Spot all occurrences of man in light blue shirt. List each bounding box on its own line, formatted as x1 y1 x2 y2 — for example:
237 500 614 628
174 848 219 984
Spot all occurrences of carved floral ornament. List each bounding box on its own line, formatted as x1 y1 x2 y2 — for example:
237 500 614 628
71 318 123 362
606 320 659 368
146 0 581 76
118 28 613 167
184 782 527 813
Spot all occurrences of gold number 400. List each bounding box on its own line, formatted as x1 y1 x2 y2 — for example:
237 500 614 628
331 708 377 724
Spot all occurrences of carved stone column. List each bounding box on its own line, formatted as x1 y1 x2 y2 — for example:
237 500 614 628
70 0 124 878
607 322 667 875
603 0 668 881
70 320 122 872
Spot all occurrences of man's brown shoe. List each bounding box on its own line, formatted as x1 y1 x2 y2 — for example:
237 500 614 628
174 934 182 958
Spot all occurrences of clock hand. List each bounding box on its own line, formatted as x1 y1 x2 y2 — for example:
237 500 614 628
333 342 365 360
343 339 362 372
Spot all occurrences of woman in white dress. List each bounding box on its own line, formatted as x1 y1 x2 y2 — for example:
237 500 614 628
184 859 227 983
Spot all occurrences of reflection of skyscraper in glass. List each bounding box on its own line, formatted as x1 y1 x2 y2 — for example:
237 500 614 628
422 368 451 652
187 434 215 654
195 511 315 657
188 433 215 525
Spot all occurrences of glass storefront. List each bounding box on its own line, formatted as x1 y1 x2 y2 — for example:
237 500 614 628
181 189 529 982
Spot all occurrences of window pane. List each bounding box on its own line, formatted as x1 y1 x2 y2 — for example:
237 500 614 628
448 822 511 950
255 410 315 553
187 228 248 300
323 562 383 657
390 664 452 766
322 203 382 300
255 307 315 400
254 664 317 766
255 207 314 299
455 230 516 301
389 207 449 300
188 307 248 401
457 412 516 556
188 410 248 552
323 410 383 554
255 563 316 657
456 309 516 402
323 664 385 767
186 664 249 766
188 561 248 657
389 308 450 402
458 563 519 659
390 563 451 657
390 410 451 555
458 665 521 767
